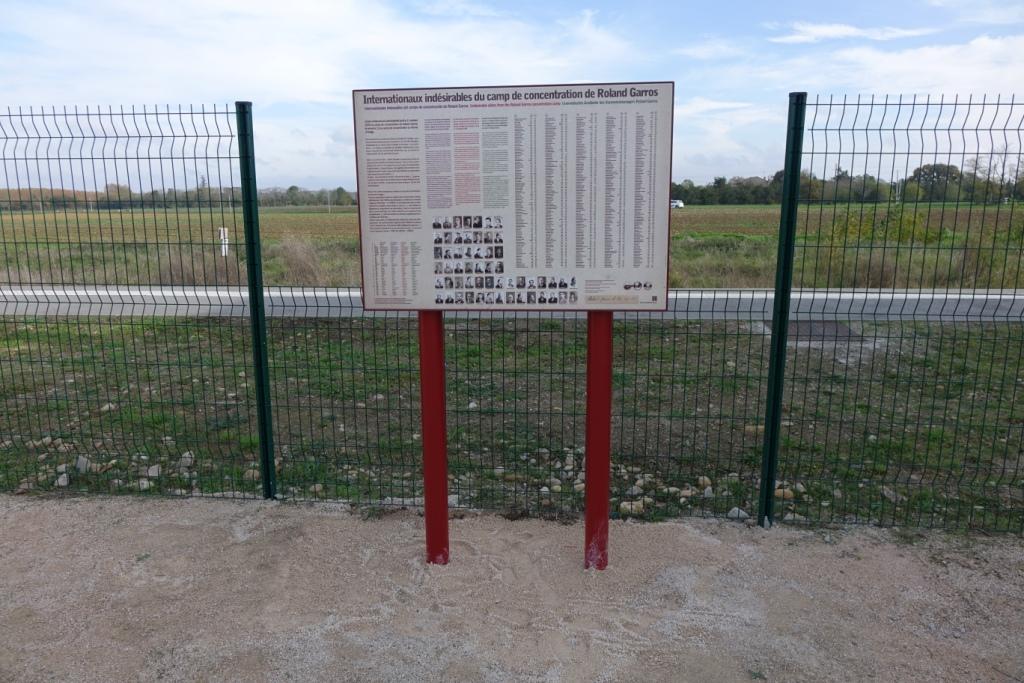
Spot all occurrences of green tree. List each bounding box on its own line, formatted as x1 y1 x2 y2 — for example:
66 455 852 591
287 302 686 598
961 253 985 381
908 164 961 201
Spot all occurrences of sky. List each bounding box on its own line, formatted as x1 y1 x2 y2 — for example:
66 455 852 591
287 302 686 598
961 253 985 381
2 0 1024 189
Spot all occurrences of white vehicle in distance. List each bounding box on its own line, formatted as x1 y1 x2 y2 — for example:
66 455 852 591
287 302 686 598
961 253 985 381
670 199 685 208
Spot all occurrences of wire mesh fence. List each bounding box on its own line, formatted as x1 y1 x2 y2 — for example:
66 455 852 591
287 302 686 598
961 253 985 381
773 95 1024 531
265 301 771 522
0 96 1021 532
0 105 263 498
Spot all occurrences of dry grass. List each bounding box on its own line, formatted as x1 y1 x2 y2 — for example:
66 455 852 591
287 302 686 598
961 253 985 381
1 205 1021 288
157 246 244 286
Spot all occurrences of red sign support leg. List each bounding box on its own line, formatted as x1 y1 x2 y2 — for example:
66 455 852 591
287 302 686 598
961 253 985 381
417 310 450 564
584 311 613 569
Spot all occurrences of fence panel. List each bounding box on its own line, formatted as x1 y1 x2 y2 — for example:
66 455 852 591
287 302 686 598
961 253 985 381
264 299 772 520
266 302 422 504
771 95 1024 531
0 105 263 498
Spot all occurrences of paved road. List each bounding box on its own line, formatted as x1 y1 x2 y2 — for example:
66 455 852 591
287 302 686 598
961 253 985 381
2 286 1022 320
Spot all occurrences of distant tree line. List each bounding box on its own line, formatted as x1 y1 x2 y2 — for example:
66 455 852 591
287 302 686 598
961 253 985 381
672 160 1024 205
0 180 356 211
3 161 1021 211
258 185 355 207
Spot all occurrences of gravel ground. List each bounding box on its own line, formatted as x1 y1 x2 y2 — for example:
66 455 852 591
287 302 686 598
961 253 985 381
1 495 1022 682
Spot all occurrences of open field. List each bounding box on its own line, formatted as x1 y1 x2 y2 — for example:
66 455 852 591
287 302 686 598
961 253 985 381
2 204 1021 288
1 203 1021 530
2 495 1023 682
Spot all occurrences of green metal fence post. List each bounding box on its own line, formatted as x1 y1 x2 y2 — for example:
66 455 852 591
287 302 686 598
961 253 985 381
236 101 277 500
757 92 807 528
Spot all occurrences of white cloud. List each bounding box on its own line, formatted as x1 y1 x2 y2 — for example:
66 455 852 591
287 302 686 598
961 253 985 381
927 0 1024 26
769 22 938 44
0 0 640 187
673 98 786 181
413 0 502 16
753 34 1024 95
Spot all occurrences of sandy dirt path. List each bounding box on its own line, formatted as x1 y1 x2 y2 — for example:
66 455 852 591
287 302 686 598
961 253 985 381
1 496 1022 682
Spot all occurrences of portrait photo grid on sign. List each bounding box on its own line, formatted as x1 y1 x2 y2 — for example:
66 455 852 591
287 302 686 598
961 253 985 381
431 215 578 306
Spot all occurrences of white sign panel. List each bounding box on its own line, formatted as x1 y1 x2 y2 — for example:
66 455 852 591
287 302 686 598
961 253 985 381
353 82 674 311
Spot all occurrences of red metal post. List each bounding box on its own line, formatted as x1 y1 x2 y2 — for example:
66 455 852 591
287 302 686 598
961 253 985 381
584 311 613 569
417 310 450 564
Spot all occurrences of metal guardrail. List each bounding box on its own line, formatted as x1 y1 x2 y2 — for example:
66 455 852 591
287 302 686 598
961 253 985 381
2 286 1022 320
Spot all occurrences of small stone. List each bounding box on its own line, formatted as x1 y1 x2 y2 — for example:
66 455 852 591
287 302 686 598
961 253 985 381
243 469 260 482
619 500 644 516
179 451 195 469
540 486 550 494
0 440 13 449
679 487 694 498
642 496 654 505
774 488 795 500
147 465 162 478
373 393 385 401
75 455 91 474
41 436 54 447
744 424 765 435
55 473 69 487
99 402 117 413
308 484 325 496
667 486 680 495
138 478 151 491
794 482 806 494
697 475 712 488
881 486 903 503
702 486 714 498
493 467 505 476
783 513 806 522
550 485 561 493
467 401 478 409
625 485 644 497
56 464 68 474
727 507 749 520
574 483 585 492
